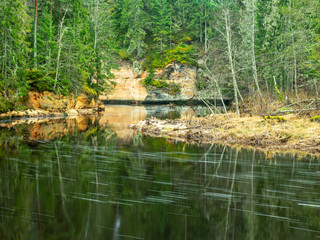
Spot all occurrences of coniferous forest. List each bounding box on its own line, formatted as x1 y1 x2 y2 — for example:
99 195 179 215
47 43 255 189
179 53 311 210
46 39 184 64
1 0 320 113
2 2 320 238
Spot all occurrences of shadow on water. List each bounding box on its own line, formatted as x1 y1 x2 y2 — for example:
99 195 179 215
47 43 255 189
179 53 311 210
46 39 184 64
0 105 319 239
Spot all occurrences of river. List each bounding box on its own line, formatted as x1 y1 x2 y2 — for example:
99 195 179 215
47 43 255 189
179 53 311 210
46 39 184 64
0 105 319 239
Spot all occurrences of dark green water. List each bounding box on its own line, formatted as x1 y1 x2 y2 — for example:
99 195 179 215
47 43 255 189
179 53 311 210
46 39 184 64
0 106 319 240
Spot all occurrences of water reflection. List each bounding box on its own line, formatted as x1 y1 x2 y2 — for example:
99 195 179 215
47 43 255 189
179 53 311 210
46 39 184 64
0 105 319 240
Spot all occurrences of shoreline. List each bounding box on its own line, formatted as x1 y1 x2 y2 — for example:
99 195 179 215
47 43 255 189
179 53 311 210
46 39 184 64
131 114 320 157
0 108 99 123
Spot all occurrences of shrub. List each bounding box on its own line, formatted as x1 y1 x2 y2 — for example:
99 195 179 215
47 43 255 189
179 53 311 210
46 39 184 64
0 99 14 113
165 43 197 66
168 82 181 96
26 69 55 92
196 78 210 90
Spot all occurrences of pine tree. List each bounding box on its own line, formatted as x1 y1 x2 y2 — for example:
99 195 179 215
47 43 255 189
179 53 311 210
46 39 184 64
151 0 172 52
86 0 117 98
124 0 148 59
0 0 30 100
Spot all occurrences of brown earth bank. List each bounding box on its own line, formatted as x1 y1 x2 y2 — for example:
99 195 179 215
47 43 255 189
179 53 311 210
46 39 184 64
131 114 320 156
0 91 105 120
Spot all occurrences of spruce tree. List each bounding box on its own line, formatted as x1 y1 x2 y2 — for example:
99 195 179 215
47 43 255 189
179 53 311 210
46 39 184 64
0 0 30 100
151 0 172 52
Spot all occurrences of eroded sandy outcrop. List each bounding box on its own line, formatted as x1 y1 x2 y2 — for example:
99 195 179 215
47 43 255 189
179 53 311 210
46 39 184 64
0 91 104 120
27 91 100 111
100 61 198 102
100 62 148 101
154 62 197 99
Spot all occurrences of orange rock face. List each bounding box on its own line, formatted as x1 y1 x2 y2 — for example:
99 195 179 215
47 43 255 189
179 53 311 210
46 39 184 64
100 62 197 101
27 91 99 112
100 62 148 101
75 96 90 109
27 92 42 109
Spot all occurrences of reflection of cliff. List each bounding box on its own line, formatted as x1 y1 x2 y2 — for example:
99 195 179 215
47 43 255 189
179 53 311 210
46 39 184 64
98 105 147 141
29 117 93 141
1 106 147 142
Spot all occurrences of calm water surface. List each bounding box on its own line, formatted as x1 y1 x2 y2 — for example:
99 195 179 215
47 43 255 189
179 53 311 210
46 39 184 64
0 105 319 240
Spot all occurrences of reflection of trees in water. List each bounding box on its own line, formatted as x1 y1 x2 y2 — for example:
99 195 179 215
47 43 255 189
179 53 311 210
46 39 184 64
0 127 319 239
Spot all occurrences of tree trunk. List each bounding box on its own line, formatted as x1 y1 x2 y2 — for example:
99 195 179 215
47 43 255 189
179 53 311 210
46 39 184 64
50 0 53 19
54 5 68 90
292 36 298 97
4 0 8 100
34 0 38 68
48 0 53 67
251 0 262 99
289 0 298 97
204 4 208 54
224 9 240 115
94 0 99 50
199 3 202 43
94 0 99 88
204 62 228 113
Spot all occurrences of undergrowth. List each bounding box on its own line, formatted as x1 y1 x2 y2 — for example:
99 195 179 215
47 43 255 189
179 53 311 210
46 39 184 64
141 68 181 96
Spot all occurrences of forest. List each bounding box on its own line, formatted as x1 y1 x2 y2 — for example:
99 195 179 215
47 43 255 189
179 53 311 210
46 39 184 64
1 0 320 114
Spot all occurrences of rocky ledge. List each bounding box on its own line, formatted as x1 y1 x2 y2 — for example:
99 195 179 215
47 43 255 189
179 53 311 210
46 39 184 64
0 91 105 120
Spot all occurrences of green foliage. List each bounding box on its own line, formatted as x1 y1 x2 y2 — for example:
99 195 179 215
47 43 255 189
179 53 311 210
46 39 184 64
310 34 320 76
141 78 169 89
167 82 181 95
141 68 170 89
0 0 30 101
26 69 55 92
118 49 130 60
310 115 320 121
141 68 181 95
264 115 287 122
151 0 172 52
165 43 197 66
12 95 29 111
144 42 197 70
274 84 284 102
0 99 14 113
196 75 210 90
142 68 156 85
1 0 320 106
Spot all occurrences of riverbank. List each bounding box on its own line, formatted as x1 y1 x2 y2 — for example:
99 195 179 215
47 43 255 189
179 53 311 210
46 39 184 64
131 114 320 156
0 91 105 121
0 108 98 121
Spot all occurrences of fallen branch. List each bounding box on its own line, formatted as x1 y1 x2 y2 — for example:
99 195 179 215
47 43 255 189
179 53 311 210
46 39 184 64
296 100 315 116
274 108 317 114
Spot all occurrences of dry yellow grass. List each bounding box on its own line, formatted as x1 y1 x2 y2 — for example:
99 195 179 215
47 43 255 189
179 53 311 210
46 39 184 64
134 113 320 156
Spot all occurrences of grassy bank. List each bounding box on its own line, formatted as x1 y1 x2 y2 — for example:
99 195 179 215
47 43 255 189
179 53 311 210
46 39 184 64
132 113 320 156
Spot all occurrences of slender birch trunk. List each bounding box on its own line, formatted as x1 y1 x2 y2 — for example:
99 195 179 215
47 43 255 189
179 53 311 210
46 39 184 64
93 0 99 88
292 37 298 97
204 4 208 54
289 0 298 97
48 0 53 67
204 62 228 113
251 0 263 99
4 0 8 100
34 0 38 67
54 5 68 90
224 9 240 115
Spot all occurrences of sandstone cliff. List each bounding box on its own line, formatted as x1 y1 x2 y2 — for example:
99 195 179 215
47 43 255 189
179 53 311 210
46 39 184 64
100 61 198 103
